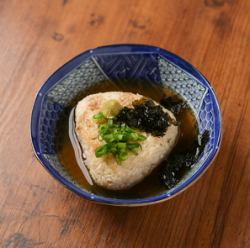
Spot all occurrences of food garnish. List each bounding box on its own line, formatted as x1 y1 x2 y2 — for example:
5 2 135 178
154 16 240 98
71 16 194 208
93 100 147 163
116 99 171 136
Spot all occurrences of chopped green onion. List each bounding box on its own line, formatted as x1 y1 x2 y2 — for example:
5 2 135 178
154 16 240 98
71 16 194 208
107 118 113 126
93 109 147 163
128 133 138 141
138 134 147 141
95 144 109 157
117 142 127 150
127 143 140 149
103 134 115 142
93 112 105 121
117 151 128 162
115 134 123 140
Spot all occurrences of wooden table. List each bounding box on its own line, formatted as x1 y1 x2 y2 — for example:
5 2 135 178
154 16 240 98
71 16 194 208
0 0 249 247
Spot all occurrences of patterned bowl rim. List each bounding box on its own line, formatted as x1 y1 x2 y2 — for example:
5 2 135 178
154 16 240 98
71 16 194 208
31 44 222 206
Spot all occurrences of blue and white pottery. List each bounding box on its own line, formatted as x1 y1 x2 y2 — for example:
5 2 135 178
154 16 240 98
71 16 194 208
31 44 222 206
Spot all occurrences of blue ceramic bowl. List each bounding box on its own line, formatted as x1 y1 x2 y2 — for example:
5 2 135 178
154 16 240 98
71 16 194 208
31 44 221 206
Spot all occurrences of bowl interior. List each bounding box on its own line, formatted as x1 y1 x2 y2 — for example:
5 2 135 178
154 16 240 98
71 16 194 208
31 44 221 205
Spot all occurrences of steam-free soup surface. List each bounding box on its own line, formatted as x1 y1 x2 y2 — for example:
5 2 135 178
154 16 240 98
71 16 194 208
56 80 198 198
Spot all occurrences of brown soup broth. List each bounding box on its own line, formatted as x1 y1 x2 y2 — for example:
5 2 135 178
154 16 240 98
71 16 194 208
56 80 198 198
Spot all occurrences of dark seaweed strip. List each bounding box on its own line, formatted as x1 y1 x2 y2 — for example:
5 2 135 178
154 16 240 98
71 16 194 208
160 96 188 115
115 99 170 136
160 130 210 189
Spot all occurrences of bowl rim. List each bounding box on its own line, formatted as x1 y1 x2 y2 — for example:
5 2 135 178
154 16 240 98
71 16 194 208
31 44 222 206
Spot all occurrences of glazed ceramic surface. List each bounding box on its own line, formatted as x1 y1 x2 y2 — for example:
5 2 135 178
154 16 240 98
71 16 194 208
31 44 221 206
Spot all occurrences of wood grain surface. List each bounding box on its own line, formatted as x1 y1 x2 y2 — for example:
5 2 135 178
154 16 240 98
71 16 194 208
0 0 249 247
